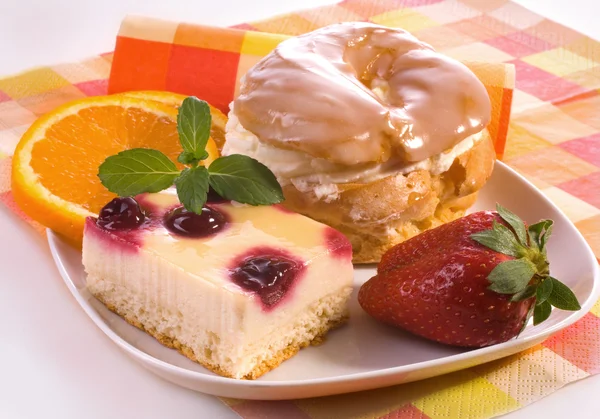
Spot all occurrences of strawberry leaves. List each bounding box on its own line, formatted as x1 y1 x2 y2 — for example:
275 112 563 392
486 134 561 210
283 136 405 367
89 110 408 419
528 220 553 253
471 221 525 257
511 284 537 302
546 276 581 310
520 303 536 334
496 203 528 245
534 301 552 325
471 204 580 330
487 258 535 294
535 277 553 306
532 277 580 326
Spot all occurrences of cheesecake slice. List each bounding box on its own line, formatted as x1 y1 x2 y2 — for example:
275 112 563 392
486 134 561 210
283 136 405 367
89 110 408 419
82 189 353 379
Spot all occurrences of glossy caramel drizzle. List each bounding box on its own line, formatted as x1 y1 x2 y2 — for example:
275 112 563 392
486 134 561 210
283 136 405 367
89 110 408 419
234 22 491 166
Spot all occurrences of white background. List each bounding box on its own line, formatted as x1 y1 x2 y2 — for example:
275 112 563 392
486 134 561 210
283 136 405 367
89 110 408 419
0 0 598 418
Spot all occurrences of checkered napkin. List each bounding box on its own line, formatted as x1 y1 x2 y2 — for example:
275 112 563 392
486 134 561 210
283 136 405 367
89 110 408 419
1 1 599 418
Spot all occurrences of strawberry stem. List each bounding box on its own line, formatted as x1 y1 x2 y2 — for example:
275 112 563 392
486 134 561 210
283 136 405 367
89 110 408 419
471 204 581 331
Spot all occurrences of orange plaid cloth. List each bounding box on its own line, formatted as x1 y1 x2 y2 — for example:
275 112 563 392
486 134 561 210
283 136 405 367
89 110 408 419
1 1 600 418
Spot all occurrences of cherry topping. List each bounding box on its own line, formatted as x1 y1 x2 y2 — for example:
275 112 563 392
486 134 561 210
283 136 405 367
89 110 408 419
230 253 302 309
97 197 145 230
164 206 227 238
207 187 228 203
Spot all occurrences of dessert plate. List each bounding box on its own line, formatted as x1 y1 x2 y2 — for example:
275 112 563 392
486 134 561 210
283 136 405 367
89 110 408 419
49 161 600 400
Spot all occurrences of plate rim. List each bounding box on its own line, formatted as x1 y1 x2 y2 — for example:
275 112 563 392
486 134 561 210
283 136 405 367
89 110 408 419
48 160 600 391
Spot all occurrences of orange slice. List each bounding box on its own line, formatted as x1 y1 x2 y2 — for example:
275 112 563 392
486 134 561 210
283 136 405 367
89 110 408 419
119 90 228 150
12 95 220 247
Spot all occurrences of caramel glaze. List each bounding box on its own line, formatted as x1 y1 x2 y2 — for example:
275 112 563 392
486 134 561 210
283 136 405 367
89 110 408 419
234 22 491 166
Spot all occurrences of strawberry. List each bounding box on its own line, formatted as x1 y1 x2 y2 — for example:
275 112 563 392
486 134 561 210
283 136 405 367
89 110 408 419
358 204 580 348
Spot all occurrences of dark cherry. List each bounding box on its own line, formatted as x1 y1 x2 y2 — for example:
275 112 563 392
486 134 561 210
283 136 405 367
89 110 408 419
97 197 145 230
164 206 227 238
206 187 227 203
230 255 300 308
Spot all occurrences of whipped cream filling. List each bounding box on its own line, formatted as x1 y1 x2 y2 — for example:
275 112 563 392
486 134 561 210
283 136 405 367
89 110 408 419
223 103 483 202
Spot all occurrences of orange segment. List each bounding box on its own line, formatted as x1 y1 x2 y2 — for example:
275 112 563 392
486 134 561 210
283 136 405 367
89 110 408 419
119 90 228 150
12 95 221 247
32 104 180 214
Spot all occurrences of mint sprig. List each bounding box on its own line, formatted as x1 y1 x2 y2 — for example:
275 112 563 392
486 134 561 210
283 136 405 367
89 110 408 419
471 204 581 329
98 96 284 211
209 155 284 205
177 96 212 164
175 166 209 214
98 149 180 196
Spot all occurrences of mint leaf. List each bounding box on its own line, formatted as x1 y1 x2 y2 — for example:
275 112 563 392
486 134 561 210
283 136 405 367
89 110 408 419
471 221 524 257
98 148 179 196
208 155 284 205
496 203 528 245
174 166 209 214
547 276 581 311
487 258 536 294
178 151 207 166
536 277 553 306
177 97 212 161
533 300 552 325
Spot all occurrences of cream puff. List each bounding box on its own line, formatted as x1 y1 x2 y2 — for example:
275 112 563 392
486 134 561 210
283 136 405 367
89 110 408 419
223 22 495 263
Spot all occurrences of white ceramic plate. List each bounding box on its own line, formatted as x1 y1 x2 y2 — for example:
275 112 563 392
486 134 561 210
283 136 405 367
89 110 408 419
49 161 600 400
